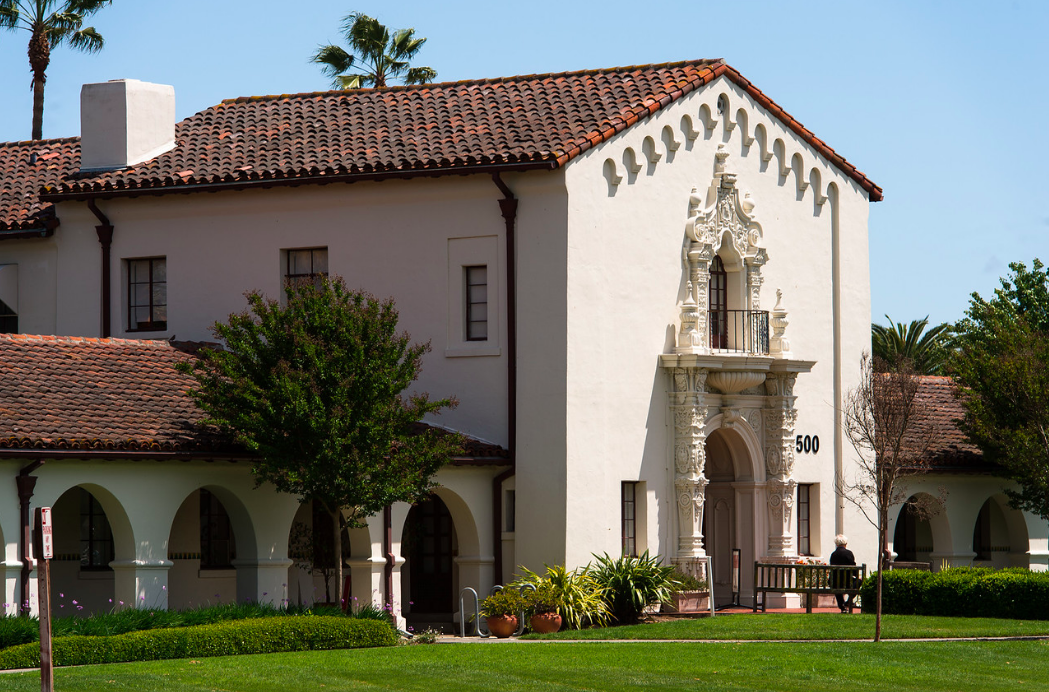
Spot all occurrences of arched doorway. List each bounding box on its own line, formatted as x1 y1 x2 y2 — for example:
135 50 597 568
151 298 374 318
893 494 949 568
402 494 458 628
50 487 117 615
167 488 239 610
704 430 737 607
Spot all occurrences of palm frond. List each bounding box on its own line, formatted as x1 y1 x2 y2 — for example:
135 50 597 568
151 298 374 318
404 66 437 85
67 25 103 51
312 44 355 76
0 1 20 29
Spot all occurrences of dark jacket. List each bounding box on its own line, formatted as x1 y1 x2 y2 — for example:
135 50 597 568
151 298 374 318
829 546 856 566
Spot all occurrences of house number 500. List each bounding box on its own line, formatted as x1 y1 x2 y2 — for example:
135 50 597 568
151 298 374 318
795 435 819 454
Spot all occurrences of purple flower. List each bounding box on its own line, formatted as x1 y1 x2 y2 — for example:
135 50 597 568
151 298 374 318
119 601 124 606
162 585 166 591
108 599 112 603
76 605 83 611
263 592 268 597
58 593 64 598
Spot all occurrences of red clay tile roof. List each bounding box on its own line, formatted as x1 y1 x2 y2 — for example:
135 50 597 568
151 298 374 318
0 333 233 454
0 333 508 460
0 138 79 236
909 376 990 471
43 60 882 202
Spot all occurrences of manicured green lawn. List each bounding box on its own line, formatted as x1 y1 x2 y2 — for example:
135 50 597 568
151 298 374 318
523 613 1049 640
2 640 1047 691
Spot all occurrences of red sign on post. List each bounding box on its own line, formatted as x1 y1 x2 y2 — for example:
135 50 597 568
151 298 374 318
40 507 53 560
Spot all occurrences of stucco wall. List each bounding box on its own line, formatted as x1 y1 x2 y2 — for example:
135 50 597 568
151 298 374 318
0 237 59 336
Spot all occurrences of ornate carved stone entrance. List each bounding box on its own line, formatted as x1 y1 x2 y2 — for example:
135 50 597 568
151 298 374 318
660 147 814 588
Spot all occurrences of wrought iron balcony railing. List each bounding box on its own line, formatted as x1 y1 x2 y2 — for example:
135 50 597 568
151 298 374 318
709 309 769 355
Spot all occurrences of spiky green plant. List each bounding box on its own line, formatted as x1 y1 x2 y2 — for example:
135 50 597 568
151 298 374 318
511 565 610 629
590 552 680 624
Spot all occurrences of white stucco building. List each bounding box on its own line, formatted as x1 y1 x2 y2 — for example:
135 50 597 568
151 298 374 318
1 59 916 625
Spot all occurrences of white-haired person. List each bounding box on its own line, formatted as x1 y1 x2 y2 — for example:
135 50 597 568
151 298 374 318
829 535 857 613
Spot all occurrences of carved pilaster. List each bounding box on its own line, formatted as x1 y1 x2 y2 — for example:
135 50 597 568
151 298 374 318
669 367 710 560
746 250 767 311
763 372 799 559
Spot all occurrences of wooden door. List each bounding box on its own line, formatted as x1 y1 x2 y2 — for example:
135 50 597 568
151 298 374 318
405 496 455 615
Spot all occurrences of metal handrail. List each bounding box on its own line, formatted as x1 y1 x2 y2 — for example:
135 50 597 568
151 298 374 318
708 309 769 354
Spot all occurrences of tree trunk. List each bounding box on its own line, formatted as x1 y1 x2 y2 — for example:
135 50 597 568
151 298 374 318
332 509 343 608
875 505 888 642
28 31 50 141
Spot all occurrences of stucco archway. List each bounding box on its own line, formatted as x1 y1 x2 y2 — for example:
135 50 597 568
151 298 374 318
972 494 1030 569
47 484 133 615
892 494 952 569
166 487 251 610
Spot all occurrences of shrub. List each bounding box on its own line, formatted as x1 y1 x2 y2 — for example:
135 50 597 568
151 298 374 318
860 567 1049 619
591 552 679 624
0 615 37 649
479 589 526 618
671 569 709 593
523 583 562 615
510 565 610 629
0 616 396 670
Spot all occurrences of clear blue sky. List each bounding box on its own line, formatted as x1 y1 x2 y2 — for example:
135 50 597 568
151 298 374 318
1 0 1046 327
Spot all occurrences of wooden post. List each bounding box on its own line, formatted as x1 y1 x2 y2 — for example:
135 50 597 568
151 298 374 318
33 507 54 692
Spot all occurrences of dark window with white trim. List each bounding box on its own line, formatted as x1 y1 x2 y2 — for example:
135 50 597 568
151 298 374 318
199 489 235 569
127 257 167 331
504 490 516 532
0 298 15 333
80 490 114 570
622 482 638 556
465 266 487 341
285 248 328 289
797 484 812 555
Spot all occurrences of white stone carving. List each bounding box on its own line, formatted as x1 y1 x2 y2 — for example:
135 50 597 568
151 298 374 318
769 290 792 358
708 370 767 395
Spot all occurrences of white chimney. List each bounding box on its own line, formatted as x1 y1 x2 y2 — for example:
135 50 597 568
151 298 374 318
80 79 176 171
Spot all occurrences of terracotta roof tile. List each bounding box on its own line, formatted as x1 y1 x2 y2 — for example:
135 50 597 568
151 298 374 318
42 60 880 202
906 375 989 471
0 138 79 235
0 334 508 460
0 333 229 453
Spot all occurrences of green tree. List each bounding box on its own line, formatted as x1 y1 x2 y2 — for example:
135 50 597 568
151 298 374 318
179 276 461 604
951 259 1049 521
312 12 436 89
0 0 112 140
871 315 953 375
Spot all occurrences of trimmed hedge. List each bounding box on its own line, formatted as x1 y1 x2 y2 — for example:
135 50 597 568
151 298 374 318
860 567 1049 619
0 616 397 670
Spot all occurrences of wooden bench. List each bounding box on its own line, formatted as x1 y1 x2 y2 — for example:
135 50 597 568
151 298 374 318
753 562 867 613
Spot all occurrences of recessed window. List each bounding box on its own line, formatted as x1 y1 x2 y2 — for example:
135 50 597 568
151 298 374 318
80 489 114 570
622 482 638 557
504 490 516 533
199 489 235 569
0 264 16 333
797 484 812 555
465 265 488 341
284 248 328 289
127 257 167 331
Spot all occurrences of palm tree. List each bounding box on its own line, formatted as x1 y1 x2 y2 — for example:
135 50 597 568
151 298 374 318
312 12 436 89
871 315 953 375
0 0 111 140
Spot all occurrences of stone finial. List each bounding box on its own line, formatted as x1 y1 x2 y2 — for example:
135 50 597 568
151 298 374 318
769 289 792 358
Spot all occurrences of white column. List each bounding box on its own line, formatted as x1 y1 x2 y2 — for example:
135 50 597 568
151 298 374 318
111 559 173 610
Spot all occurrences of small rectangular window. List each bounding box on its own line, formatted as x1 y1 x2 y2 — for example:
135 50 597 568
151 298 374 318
622 482 638 557
0 264 17 333
127 257 167 331
797 484 812 556
465 265 487 341
504 490 516 533
285 248 328 289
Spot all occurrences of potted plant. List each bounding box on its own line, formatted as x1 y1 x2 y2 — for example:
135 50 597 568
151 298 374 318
524 582 563 633
479 588 525 638
664 569 710 614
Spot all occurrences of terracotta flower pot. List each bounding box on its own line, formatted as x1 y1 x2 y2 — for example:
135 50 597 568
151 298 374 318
486 614 518 638
529 612 562 634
